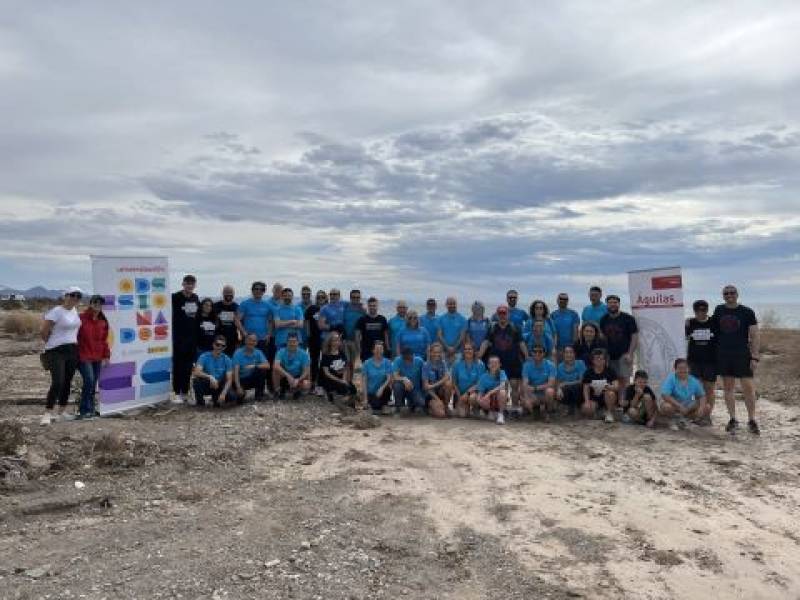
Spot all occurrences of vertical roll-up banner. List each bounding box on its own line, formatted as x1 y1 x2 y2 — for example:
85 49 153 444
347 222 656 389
627 266 686 392
91 256 171 414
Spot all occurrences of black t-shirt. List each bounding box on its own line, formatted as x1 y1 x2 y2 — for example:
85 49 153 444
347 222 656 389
214 301 239 335
574 339 607 365
197 315 218 352
320 351 347 382
685 317 716 363
172 291 200 346
305 304 322 347
355 313 389 360
581 367 618 398
599 312 638 360
624 384 656 404
711 304 756 356
486 323 523 371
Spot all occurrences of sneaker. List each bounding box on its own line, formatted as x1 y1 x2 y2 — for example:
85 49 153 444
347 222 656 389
669 419 680 431
604 412 615 423
314 386 325 397
496 412 505 425
171 393 185 404
725 418 738 434
748 419 761 436
278 391 286 400
621 413 632 424
39 412 53 426
293 390 302 400
694 415 712 427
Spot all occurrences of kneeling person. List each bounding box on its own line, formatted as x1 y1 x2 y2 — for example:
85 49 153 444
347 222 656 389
581 349 618 422
623 370 657 427
521 345 557 418
273 333 312 399
477 355 508 425
320 332 357 404
451 342 485 417
232 333 269 402
556 346 586 414
659 358 711 429
423 342 453 418
392 347 425 414
193 335 235 407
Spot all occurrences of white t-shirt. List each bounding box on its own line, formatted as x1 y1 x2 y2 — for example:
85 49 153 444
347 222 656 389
44 306 81 350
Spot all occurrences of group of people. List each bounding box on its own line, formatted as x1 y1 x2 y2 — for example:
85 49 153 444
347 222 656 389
37 277 761 435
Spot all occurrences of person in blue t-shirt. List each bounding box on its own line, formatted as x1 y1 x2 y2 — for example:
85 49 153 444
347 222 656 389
556 345 586 414
581 285 608 325
550 293 581 353
438 297 467 363
492 290 530 334
529 299 557 341
477 355 508 425
272 333 311 399
232 333 269 402
658 358 711 429
361 339 393 413
273 288 305 348
466 301 491 360
451 341 486 417
342 289 366 380
521 345 557 417
420 298 440 343
192 335 235 407
392 347 425 413
237 281 272 350
318 288 346 341
396 311 431 358
422 342 452 418
388 300 408 358
527 319 556 362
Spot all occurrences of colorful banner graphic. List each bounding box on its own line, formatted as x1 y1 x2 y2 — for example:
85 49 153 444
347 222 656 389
627 266 686 392
91 256 171 414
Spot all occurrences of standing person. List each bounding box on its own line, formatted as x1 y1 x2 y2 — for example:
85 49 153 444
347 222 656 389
361 340 393 414
196 298 218 355
451 341 485 417
297 286 314 312
355 297 390 364
574 322 607 365
77 295 110 419
712 285 760 434
423 342 452 418
466 301 491 360
392 347 426 414
477 355 508 425
231 333 269 402
237 281 272 355
304 289 328 397
685 299 717 425
420 298 440 344
599 295 638 395
551 293 581 356
521 344 557 418
272 333 312 399
318 288 346 341
658 359 712 430
214 285 239 357
438 296 467 363
493 290 530 333
40 287 82 424
396 310 431 358
556 345 586 415
319 331 358 404
265 282 284 391
388 300 409 358
342 289 366 380
581 286 608 324
581 348 619 422
171 275 199 404
273 287 304 349
192 335 234 407
482 305 527 411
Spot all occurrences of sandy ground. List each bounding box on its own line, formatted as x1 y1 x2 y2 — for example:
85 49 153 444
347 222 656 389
1 329 799 599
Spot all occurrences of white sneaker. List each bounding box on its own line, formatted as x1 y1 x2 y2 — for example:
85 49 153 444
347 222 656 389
496 413 505 425
604 412 615 423
40 412 53 426
314 386 325 397
171 393 184 404
669 419 680 431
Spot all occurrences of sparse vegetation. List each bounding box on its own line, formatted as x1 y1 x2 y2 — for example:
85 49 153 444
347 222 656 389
0 310 42 339
0 419 26 454
759 308 782 330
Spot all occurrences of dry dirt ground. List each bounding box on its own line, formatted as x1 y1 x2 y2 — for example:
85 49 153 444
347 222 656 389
1 330 799 600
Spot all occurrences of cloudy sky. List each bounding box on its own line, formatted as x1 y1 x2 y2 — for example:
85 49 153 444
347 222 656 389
2 1 799 306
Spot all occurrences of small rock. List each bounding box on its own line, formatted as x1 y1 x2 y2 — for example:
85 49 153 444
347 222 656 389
264 559 280 568
24 565 50 579
300 541 312 551
74 481 85 490
237 571 255 580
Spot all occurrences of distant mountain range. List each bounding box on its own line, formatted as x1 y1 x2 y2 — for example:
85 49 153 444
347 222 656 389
0 285 64 299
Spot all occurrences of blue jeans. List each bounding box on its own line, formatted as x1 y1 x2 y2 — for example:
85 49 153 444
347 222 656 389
392 381 425 411
78 360 102 416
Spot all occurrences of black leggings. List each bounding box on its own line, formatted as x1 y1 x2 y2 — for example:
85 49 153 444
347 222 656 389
322 378 357 399
45 344 79 409
308 342 321 385
172 347 195 395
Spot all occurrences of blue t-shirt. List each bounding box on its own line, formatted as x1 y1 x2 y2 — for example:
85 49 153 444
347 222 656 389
420 313 440 342
238 297 272 341
343 302 366 340
551 308 581 348
582 303 608 324
232 347 267 376
527 332 554 355
197 351 232 381
522 359 556 386
466 318 491 350
320 301 346 337
363 357 393 395
438 312 467 349
556 360 586 384
422 359 449 389
273 303 304 347
392 356 424 391
660 373 705 408
396 327 431 358
478 370 508 394
451 359 486 394
275 347 310 377
388 315 407 355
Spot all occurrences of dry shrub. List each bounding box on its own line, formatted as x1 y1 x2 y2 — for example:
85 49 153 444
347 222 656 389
0 420 26 455
1 311 42 338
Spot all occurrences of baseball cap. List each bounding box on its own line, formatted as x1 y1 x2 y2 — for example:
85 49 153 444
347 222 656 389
64 286 83 297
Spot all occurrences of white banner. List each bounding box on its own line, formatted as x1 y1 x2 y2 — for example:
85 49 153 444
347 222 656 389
627 266 685 391
91 256 171 414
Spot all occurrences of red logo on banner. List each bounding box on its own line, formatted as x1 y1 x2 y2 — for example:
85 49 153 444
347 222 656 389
652 275 682 290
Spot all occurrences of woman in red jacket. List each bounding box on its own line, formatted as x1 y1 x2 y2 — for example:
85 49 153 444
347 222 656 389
77 295 111 418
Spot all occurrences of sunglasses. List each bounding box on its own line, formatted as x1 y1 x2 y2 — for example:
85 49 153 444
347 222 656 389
723 291 737 295
68 293 82 299
302 292 311 296
253 287 266 292
213 342 226 348
507 296 518 300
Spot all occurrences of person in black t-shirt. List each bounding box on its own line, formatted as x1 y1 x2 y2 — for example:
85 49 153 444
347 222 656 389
171 274 200 403
581 348 618 422
685 299 717 422
304 289 328 395
599 295 638 393
319 331 357 404
213 285 240 357
623 369 657 427
196 298 218 355
711 285 760 435
355 296 390 362
574 322 607 365
481 305 528 410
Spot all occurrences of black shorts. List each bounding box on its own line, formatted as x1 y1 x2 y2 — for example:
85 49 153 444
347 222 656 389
689 360 717 383
502 361 522 379
716 354 753 379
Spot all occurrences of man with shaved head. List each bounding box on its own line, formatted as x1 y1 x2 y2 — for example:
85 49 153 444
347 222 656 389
214 284 239 357
438 296 467 364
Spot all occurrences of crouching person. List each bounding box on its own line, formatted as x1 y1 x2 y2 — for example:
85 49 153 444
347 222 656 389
658 358 711 430
581 348 618 422
623 370 657 427
423 342 453 418
361 340 393 413
193 335 235 407
232 333 269 402
392 347 426 414
273 333 312 399
477 355 508 425
521 344 557 419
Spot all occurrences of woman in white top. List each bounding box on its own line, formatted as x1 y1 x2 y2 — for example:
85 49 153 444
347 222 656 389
40 286 83 425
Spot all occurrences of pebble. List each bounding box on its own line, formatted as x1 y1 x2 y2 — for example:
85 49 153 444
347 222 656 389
24 565 49 579
300 541 312 550
264 559 280 568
